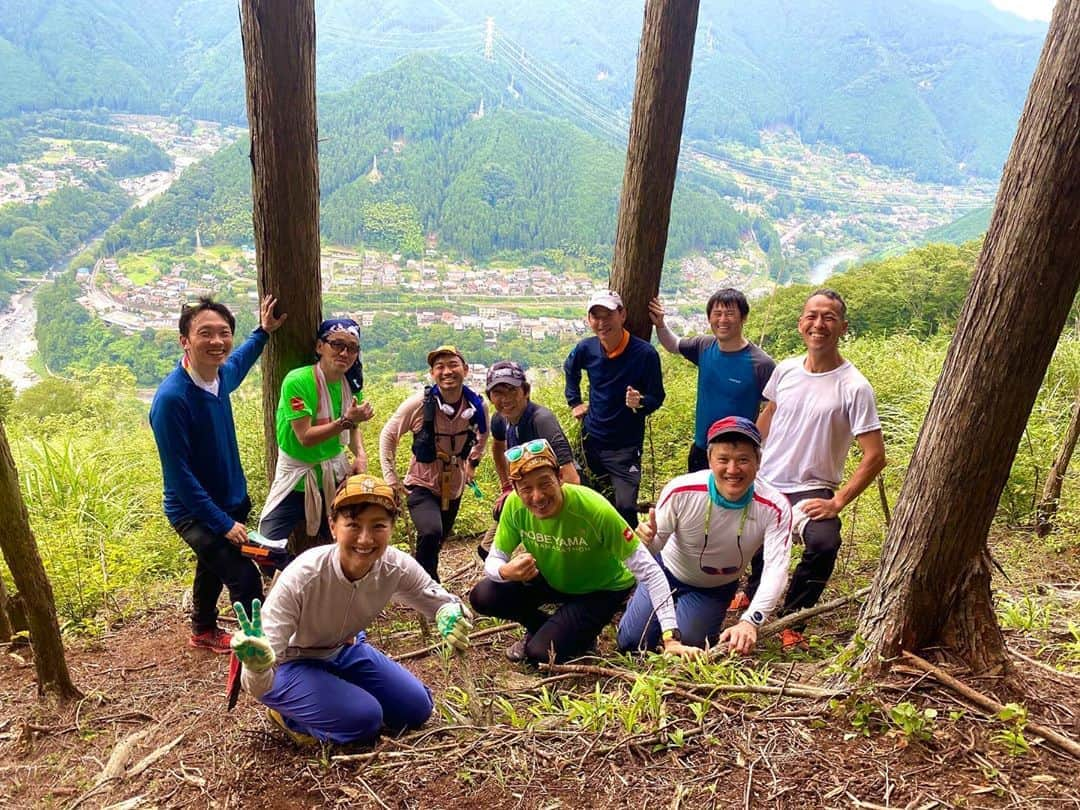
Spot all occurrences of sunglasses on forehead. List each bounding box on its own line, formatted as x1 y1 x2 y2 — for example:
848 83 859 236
504 438 551 462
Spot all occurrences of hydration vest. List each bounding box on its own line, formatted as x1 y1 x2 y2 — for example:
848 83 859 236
411 386 482 465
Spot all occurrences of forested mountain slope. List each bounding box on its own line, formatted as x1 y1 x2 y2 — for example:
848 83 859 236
104 55 765 265
0 0 1046 181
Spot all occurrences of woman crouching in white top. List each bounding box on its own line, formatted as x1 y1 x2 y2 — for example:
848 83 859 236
230 474 471 746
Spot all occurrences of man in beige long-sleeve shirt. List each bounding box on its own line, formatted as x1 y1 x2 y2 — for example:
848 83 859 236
380 345 488 580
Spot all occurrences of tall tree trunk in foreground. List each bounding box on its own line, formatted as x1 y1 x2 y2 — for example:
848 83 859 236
239 0 323 479
855 3 1080 675
1036 387 1080 537
609 0 700 339
0 422 80 699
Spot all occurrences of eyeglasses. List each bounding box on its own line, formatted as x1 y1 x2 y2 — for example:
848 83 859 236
505 438 551 462
325 339 360 355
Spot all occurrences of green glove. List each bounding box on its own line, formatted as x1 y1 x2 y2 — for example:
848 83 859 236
231 599 276 673
435 602 473 652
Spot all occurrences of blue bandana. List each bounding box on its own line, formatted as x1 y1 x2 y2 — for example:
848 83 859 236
316 318 363 392
708 474 754 509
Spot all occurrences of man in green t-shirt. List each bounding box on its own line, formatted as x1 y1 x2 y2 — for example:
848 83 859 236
259 318 374 546
469 439 700 663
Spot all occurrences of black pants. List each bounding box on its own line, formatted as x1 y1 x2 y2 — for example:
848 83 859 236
173 498 262 634
258 489 333 546
406 486 461 582
469 572 631 664
687 442 709 473
746 488 842 630
583 440 642 526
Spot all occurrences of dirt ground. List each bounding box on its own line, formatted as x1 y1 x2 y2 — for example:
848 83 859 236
2 534 1079 809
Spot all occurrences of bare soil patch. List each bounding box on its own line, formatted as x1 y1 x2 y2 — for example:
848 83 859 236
2 534 1078 809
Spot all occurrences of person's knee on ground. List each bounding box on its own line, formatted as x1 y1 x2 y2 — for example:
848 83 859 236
380 680 434 734
468 579 502 617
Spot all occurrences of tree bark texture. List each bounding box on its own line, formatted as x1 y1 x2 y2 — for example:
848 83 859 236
0 422 80 699
0 573 13 643
239 0 323 479
856 3 1080 675
1035 387 1080 536
609 0 700 339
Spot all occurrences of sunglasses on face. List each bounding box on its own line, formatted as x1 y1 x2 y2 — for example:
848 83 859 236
325 339 360 355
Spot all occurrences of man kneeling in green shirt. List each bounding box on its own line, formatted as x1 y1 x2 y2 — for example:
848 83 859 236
469 439 700 663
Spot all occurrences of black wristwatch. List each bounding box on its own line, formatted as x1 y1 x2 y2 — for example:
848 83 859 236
662 628 681 643
338 416 356 431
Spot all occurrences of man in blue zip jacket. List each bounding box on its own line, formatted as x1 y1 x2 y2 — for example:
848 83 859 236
564 291 665 526
150 295 286 653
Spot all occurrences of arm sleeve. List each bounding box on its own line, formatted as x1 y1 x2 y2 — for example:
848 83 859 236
379 395 419 486
533 409 575 467
650 483 678 553
280 371 314 423
752 347 776 400
490 414 507 442
491 497 522 556
220 328 269 393
762 364 781 403
655 324 681 354
150 396 235 535
637 346 666 416
241 570 302 699
563 344 584 407
392 553 464 618
742 498 793 626
848 381 882 436
623 544 677 632
483 545 511 582
678 335 705 365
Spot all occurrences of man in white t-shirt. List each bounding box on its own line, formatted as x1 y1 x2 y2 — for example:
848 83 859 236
747 289 886 650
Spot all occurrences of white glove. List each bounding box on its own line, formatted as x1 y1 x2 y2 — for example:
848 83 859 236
790 503 811 545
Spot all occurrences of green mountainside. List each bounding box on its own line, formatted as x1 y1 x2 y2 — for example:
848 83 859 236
0 0 1046 182
104 55 763 267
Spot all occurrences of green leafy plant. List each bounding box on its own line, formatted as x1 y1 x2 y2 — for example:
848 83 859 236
993 703 1031 757
997 594 1052 632
887 701 937 743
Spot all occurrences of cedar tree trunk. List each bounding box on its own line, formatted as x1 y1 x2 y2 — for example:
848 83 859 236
0 422 80 699
855 3 1080 675
609 0 700 338
0 573 13 643
239 0 323 479
1036 387 1080 537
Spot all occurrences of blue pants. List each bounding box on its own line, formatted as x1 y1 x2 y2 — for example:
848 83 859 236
617 562 738 651
259 632 433 745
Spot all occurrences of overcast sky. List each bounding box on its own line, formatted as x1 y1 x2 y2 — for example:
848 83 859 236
990 0 1054 20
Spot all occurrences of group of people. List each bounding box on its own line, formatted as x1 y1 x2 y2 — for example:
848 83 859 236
149 284 884 747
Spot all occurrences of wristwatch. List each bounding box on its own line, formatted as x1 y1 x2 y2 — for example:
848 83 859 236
661 628 681 643
338 416 356 430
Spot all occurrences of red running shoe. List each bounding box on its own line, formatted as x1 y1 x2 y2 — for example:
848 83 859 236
780 628 809 651
728 592 750 612
188 627 232 654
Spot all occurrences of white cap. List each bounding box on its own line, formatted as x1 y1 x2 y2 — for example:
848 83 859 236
586 290 623 312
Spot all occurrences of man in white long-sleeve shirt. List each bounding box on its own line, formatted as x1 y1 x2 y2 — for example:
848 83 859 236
469 439 701 663
617 416 791 655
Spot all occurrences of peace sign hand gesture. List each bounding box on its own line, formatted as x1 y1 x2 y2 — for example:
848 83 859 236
231 599 276 673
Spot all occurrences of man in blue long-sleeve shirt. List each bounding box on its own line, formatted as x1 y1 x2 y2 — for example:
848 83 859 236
150 295 286 653
564 291 665 526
